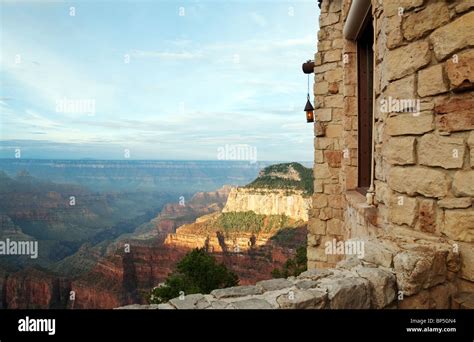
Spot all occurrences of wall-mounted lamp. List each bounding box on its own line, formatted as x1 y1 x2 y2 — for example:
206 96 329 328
302 60 315 123
304 94 314 123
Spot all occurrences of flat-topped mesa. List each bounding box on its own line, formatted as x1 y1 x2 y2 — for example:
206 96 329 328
222 163 313 221
223 188 312 221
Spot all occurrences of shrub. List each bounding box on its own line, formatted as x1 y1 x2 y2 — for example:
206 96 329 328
149 248 238 304
245 162 313 195
271 246 307 278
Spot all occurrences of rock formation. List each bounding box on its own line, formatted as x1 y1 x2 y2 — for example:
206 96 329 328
223 188 311 221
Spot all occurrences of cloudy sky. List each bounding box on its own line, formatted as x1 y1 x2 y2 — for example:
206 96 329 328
0 0 319 161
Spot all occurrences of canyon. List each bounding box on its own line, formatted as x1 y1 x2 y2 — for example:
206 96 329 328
0 162 311 309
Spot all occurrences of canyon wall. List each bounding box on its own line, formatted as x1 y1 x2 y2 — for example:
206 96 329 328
65 217 306 308
164 215 306 285
63 182 308 308
223 188 311 221
1 182 307 309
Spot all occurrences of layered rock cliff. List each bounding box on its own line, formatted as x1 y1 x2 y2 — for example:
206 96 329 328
223 188 311 221
2 268 70 309
135 186 232 237
164 212 306 284
223 162 312 221
65 212 307 308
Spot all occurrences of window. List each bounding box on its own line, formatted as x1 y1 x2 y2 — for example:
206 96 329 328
356 11 374 193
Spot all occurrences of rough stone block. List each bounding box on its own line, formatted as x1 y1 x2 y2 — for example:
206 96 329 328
256 279 293 292
383 0 423 17
384 74 415 100
297 269 333 281
211 285 262 299
307 246 328 262
402 2 449 41
385 41 431 81
382 136 416 165
387 167 450 198
389 194 418 227
394 250 447 296
169 294 207 309
361 240 396 268
418 199 437 234
458 242 474 282
320 13 339 27
453 171 474 197
228 298 273 309
446 49 474 91
354 266 397 309
386 113 434 136
318 276 371 309
443 209 474 243
430 11 474 61
469 131 474 167
438 197 472 209
276 289 327 309
434 98 474 133
419 134 465 169
325 95 344 108
417 64 448 97
326 218 344 235
317 108 332 122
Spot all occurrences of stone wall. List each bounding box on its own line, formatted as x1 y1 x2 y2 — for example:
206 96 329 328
309 0 474 307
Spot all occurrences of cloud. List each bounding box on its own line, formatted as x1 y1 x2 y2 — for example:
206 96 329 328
1 35 118 115
24 109 63 130
237 79 300 94
164 39 193 47
129 50 203 60
128 33 313 70
204 35 313 52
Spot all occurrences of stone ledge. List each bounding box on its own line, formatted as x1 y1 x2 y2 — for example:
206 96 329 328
345 191 379 227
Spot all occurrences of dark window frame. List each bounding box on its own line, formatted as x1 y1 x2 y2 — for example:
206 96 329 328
356 10 374 195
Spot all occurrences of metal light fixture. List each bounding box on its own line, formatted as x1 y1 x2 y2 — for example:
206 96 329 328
304 73 314 123
302 60 315 74
304 94 314 123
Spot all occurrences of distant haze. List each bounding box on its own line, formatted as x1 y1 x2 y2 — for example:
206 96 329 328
0 159 311 193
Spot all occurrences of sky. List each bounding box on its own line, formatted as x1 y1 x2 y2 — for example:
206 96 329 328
0 0 319 161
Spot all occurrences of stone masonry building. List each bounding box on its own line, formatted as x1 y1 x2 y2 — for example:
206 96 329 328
308 0 474 308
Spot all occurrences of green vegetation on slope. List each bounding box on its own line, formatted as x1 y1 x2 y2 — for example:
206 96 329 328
149 248 239 304
244 162 313 195
271 246 307 278
216 211 303 234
